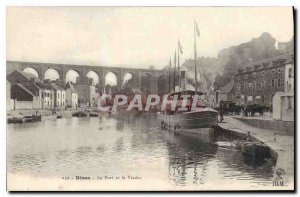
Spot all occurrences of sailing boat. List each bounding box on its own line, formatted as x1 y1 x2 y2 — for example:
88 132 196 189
160 21 218 132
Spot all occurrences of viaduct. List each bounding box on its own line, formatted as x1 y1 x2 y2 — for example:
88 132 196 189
7 61 170 94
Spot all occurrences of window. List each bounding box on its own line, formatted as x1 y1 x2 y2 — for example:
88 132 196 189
278 79 281 87
277 68 281 73
244 74 248 79
253 81 256 90
262 71 265 76
271 79 275 88
237 76 240 80
249 83 252 88
274 79 278 87
237 84 240 92
288 97 292 109
252 72 256 78
289 68 293 78
244 82 247 89
271 69 276 74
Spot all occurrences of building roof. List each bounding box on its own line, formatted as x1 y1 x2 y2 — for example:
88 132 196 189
34 82 47 89
275 90 294 97
220 80 235 94
237 52 294 74
7 70 42 83
65 81 77 93
22 83 41 96
51 83 64 91
20 70 42 83
15 84 35 97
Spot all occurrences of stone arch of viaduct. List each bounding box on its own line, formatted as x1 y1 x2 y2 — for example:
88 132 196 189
7 61 169 94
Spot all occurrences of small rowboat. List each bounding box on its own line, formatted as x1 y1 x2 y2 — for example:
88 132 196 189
23 115 42 122
72 111 88 117
7 117 24 124
240 142 270 158
233 140 246 149
89 112 99 117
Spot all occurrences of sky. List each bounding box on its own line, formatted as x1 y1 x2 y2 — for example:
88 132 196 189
7 7 293 70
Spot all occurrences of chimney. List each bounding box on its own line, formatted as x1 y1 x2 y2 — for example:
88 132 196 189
76 76 80 84
254 65 261 70
272 61 278 66
180 71 186 91
30 77 35 84
263 63 269 68
278 58 285 64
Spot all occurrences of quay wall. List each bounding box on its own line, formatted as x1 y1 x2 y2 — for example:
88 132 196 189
232 117 294 136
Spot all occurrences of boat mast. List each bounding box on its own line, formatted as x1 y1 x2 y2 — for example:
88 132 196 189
194 21 198 93
173 50 177 92
177 38 181 91
168 57 172 94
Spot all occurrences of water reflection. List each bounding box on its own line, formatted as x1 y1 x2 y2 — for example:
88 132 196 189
7 113 275 188
164 132 218 186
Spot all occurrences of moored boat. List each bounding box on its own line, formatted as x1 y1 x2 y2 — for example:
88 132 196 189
160 91 218 131
23 115 42 122
72 111 88 117
89 111 99 117
240 142 270 158
7 117 24 124
160 25 218 132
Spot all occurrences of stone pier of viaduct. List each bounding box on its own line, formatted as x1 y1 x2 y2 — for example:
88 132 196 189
7 61 171 94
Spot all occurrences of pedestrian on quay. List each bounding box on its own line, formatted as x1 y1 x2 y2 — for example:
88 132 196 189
246 131 251 142
219 108 224 122
241 105 245 117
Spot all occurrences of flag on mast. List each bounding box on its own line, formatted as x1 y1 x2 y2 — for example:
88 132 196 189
195 21 200 37
178 40 183 54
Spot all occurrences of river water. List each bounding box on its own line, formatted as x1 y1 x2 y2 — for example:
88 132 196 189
7 113 276 190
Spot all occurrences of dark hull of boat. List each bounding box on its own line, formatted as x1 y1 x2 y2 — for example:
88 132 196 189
72 112 88 117
241 142 270 158
89 113 98 117
23 115 42 122
8 115 41 123
7 118 24 124
160 109 218 130
175 111 218 129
